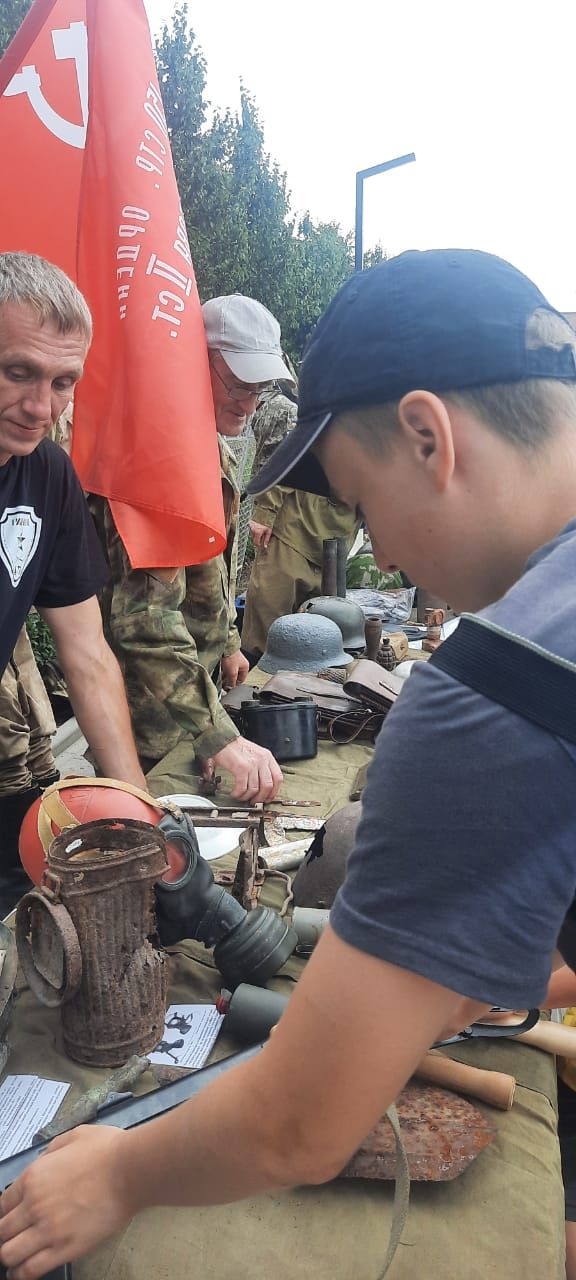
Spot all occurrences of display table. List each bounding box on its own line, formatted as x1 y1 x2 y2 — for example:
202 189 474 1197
2 733 564 1279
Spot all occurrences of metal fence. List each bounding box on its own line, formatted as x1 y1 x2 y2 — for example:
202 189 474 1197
222 428 256 576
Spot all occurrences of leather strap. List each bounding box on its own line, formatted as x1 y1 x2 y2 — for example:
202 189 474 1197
431 612 576 972
37 777 177 854
377 1104 410 1278
327 709 383 744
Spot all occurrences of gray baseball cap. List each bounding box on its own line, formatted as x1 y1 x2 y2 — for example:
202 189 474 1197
202 295 294 384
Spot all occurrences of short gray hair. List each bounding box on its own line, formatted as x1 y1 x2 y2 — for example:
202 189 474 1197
0 252 92 343
337 308 576 453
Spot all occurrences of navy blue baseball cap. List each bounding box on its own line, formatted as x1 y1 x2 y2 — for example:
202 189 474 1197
247 248 576 497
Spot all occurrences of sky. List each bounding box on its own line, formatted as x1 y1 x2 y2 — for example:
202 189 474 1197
143 0 576 310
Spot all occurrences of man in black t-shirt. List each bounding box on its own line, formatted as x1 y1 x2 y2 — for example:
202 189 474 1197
0 251 147 915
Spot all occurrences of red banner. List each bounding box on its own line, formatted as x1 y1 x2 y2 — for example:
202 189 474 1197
0 0 225 568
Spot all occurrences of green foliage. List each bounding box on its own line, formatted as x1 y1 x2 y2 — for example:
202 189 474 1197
283 216 353 358
0 0 33 58
154 6 233 289
363 243 386 270
155 10 299 341
155 4 369 363
26 610 56 671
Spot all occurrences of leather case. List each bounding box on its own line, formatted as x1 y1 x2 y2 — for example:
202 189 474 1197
343 659 404 711
259 671 361 715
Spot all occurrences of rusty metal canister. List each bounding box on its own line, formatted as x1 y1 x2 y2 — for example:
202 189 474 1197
16 818 168 1067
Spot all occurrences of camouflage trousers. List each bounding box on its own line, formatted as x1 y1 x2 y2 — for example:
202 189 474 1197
0 629 57 796
241 535 322 656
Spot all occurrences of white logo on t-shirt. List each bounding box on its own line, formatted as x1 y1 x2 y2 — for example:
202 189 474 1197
0 506 42 588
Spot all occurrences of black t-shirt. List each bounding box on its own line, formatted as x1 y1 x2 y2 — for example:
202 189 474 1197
0 439 108 675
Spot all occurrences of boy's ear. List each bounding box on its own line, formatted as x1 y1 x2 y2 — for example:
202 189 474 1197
397 391 455 490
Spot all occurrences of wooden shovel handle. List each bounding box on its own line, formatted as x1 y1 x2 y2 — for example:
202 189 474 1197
415 1051 516 1110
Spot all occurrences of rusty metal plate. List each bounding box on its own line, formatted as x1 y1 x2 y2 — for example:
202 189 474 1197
232 827 263 911
341 1082 497 1183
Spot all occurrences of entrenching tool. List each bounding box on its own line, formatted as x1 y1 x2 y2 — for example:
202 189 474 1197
341 1082 497 1182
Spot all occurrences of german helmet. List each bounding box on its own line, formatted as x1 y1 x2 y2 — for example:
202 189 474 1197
258 614 350 674
292 802 362 909
299 596 366 653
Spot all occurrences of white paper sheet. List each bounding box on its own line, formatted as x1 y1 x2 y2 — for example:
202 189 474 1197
0 1075 70 1159
148 1004 223 1069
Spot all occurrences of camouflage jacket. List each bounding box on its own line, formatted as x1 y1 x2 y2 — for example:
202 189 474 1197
50 401 73 454
250 392 297 475
88 437 241 766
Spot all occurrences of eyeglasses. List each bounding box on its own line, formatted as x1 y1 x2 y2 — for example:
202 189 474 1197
210 359 277 407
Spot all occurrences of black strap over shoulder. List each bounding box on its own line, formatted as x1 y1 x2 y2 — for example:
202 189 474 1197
430 612 576 970
430 614 576 745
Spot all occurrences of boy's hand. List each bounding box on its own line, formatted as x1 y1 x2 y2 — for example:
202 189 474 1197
0 1126 135 1279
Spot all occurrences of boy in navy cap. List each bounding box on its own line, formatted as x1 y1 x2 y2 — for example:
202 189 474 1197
3 250 576 1277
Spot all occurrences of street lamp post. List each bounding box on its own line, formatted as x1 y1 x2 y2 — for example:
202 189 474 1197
355 152 416 272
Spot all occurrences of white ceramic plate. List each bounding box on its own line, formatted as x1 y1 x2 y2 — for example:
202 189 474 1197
156 794 246 862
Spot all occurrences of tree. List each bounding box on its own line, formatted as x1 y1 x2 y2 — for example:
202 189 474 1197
0 0 32 59
223 86 295 315
363 243 386 270
154 5 236 293
155 13 297 320
154 5 357 363
283 215 353 358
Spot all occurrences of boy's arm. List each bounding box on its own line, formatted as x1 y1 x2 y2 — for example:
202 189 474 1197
0 928 465 1278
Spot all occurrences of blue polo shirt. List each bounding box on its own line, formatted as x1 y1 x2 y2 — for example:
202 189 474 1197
331 519 576 1008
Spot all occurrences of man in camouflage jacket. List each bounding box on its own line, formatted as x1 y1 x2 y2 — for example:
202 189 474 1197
242 394 360 657
90 296 294 802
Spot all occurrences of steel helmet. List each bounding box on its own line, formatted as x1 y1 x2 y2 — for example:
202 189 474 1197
19 778 188 887
299 596 366 653
19 783 297 990
292 801 362 908
258 614 349 674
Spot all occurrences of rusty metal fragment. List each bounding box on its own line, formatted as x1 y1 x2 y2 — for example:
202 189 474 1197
36 1055 150 1140
341 1082 496 1182
231 824 263 910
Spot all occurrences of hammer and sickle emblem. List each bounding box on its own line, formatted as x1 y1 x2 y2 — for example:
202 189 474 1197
3 21 88 149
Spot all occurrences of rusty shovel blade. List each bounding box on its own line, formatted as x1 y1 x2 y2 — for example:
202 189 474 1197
341 1082 497 1182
